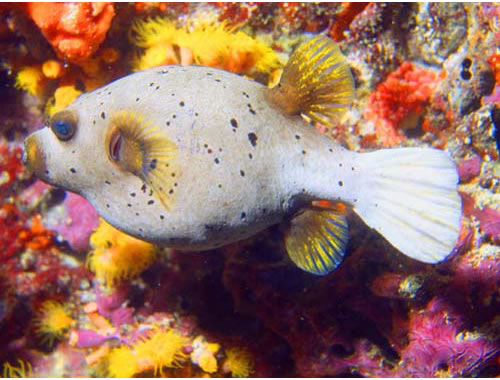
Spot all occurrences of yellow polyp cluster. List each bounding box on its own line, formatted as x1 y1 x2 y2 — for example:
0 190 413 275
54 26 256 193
87 218 158 288
46 85 83 117
15 66 45 96
190 335 220 373
2 359 33 378
134 328 189 375
34 300 75 346
104 328 189 377
223 347 254 378
130 18 282 76
106 346 138 378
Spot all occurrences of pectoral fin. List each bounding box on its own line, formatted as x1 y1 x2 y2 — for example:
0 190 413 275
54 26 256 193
284 208 349 275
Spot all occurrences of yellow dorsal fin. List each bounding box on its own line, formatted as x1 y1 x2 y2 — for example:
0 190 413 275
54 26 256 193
266 36 354 127
284 208 349 275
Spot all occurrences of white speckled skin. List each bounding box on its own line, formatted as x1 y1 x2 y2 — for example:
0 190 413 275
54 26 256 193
27 65 360 250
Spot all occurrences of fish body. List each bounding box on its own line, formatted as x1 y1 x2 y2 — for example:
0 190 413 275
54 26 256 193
24 37 462 275
29 65 357 249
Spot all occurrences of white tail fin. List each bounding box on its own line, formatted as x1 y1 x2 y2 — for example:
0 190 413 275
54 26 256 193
354 148 462 263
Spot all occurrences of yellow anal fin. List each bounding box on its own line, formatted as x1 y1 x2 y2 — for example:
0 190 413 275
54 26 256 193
266 36 354 127
284 208 349 276
107 110 179 211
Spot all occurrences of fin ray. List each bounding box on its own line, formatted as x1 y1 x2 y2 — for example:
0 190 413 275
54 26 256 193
285 209 349 275
266 36 354 127
353 148 462 263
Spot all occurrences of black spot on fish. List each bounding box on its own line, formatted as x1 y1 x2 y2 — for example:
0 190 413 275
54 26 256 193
171 93 175 96
248 133 257 147
208 149 212 154
92 120 96 125
214 157 220 164
105 180 111 185
149 82 154 87
230 118 238 128
155 85 160 90
150 159 157 169
195 112 199 117
135 212 140 216
242 91 249 98
248 153 253 159
262 208 267 214
108 91 112 95
141 184 147 193
127 203 132 207
149 189 153 196
215 79 221 82
206 72 213 76
240 170 245 177
179 101 185 107
130 192 136 197
70 168 76 173
218 184 222 188
354 198 358 202
339 163 343 167
172 114 176 119
329 148 333 153
174 182 178 187
338 181 343 186
204 144 208 148
136 97 140 102
99 102 104 106
160 215 164 220
241 212 246 219
45 170 50 175
352 167 355 171
247 103 256 115
101 112 106 120
295 134 301 140
148 200 154 205
139 228 143 232
106 204 110 208
72 150 75 154
302 150 306 155
169 189 174 194
171 172 176 177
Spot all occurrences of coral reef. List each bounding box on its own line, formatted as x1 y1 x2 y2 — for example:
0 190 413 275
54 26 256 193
0 2 499 378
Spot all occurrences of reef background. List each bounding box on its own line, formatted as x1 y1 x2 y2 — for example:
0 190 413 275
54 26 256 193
0 2 499 377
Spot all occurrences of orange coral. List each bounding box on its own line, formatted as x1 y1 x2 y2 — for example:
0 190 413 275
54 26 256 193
331 2 369 41
364 62 439 147
23 2 115 64
488 52 500 85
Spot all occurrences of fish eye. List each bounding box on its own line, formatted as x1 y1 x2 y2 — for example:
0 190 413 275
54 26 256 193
109 130 123 161
50 111 77 141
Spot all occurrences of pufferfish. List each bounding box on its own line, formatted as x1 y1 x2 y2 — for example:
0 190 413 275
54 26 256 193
24 36 462 275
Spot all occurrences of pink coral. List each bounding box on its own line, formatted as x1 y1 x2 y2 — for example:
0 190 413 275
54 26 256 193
364 62 439 146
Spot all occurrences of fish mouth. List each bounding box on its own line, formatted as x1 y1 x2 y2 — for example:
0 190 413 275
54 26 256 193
23 133 47 176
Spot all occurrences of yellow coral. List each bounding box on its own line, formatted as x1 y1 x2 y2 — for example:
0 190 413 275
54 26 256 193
223 347 254 378
15 66 44 96
2 359 33 378
130 18 282 76
34 300 74 346
133 328 189 375
42 60 64 79
87 218 158 287
190 335 220 373
46 85 82 117
106 345 139 378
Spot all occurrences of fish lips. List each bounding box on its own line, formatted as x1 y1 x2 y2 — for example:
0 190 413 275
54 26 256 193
23 130 49 181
